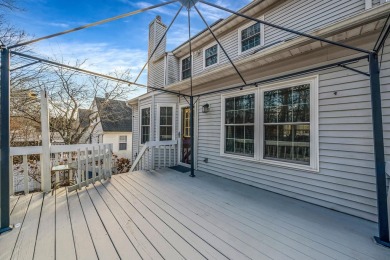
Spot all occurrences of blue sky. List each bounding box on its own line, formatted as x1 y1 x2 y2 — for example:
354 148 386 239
7 0 251 98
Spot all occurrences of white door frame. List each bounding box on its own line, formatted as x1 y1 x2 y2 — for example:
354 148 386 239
178 103 197 168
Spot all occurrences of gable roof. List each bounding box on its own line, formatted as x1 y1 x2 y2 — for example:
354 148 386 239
78 109 93 129
95 97 132 132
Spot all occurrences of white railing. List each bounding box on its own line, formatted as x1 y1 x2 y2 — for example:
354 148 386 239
9 143 113 195
130 140 178 172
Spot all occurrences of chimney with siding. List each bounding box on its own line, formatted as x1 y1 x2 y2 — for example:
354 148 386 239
148 15 167 90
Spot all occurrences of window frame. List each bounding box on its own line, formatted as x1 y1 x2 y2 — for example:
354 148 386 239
157 103 176 141
237 15 265 55
119 135 127 151
180 54 193 81
203 42 219 69
220 75 319 172
139 105 151 145
220 89 260 161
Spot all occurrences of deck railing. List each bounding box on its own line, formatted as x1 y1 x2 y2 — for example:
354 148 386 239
130 140 178 172
9 143 113 195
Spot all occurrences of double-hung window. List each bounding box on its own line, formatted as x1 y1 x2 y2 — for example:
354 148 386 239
159 105 174 141
119 136 127 150
224 93 255 157
221 76 318 171
263 84 311 165
181 56 191 80
204 44 218 68
140 107 150 144
238 17 264 54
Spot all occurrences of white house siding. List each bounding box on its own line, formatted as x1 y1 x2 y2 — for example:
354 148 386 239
195 42 390 222
148 18 167 89
102 132 132 159
153 93 179 167
132 105 139 161
265 0 365 46
167 53 179 85
176 0 368 81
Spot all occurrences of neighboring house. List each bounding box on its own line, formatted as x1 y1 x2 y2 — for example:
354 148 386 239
87 97 133 159
77 108 94 144
129 0 390 222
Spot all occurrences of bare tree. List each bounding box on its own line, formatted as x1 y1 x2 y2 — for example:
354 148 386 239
13 60 136 145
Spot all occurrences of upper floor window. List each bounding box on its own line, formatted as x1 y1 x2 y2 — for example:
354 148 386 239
241 23 260 52
119 135 127 150
204 44 218 68
141 107 150 144
159 106 173 141
238 17 264 54
181 56 191 80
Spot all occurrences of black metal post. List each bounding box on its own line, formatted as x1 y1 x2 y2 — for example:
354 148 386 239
369 52 390 247
189 95 195 177
0 47 12 234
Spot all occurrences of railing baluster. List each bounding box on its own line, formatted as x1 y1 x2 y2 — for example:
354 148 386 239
164 146 166 168
85 147 89 186
158 146 161 169
98 145 102 179
169 145 172 167
92 147 96 182
55 153 60 185
109 144 113 177
173 144 176 166
69 154 73 185
77 148 81 189
23 155 29 194
9 156 14 196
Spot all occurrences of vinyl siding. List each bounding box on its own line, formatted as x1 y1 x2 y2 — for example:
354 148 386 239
195 42 390 222
169 0 367 83
131 105 139 161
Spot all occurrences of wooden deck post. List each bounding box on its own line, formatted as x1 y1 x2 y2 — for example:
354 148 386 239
40 90 52 192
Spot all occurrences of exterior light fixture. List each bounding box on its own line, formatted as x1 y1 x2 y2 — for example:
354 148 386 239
202 103 210 113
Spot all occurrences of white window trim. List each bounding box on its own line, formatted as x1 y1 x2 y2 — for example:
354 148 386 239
157 103 176 141
237 15 265 56
119 135 128 151
220 75 319 172
203 42 219 70
179 54 193 81
220 88 260 161
139 104 151 145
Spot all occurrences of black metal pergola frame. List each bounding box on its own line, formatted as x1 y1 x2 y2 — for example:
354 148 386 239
1 0 389 247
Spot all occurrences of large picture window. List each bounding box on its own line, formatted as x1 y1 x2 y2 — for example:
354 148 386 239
141 107 150 144
159 106 173 141
263 84 310 165
221 76 318 171
224 94 255 156
181 56 191 80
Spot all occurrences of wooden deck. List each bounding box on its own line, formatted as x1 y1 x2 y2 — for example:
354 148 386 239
0 169 389 260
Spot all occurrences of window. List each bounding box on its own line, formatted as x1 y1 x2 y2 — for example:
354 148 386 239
221 76 318 171
224 94 255 157
119 136 127 150
181 56 191 80
238 17 264 54
204 44 218 68
141 107 150 144
183 108 190 137
159 106 173 141
263 84 310 165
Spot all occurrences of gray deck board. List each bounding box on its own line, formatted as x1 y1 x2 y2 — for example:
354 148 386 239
0 169 389 260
